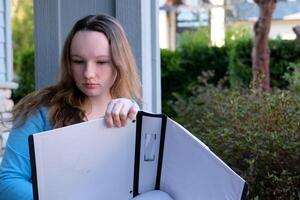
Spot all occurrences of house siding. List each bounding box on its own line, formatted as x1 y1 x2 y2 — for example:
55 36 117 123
232 1 300 21
0 0 17 162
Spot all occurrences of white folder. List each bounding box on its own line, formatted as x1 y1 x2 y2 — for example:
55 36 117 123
29 111 248 200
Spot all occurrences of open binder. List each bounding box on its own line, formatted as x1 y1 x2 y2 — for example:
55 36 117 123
29 111 248 200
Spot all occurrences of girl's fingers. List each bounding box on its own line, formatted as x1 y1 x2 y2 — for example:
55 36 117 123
105 98 140 128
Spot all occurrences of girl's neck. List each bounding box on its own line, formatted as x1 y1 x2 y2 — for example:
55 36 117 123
83 95 112 121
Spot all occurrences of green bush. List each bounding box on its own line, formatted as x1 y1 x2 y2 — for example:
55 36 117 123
161 49 183 115
228 39 300 89
179 45 229 86
225 25 253 46
283 61 300 92
228 38 252 88
12 48 35 103
270 40 300 88
169 76 300 200
161 46 229 114
177 27 210 48
162 26 300 94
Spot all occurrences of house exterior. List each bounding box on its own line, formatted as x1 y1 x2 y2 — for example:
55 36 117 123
159 0 216 49
0 0 17 161
159 0 300 49
229 0 300 40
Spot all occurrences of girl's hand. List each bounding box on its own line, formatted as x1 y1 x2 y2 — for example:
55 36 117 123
105 98 139 128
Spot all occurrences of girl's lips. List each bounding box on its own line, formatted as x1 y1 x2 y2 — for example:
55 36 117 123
83 83 99 89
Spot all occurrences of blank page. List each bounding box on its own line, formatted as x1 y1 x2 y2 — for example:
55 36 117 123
160 118 246 200
30 118 136 200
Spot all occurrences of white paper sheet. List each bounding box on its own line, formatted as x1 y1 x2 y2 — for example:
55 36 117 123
160 118 246 200
31 118 136 200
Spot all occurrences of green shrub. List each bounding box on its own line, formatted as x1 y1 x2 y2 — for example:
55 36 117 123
161 45 229 114
161 27 300 115
12 48 35 103
228 38 252 88
228 39 300 89
283 61 300 92
169 76 300 200
12 0 34 75
177 27 210 48
225 25 253 46
179 45 229 86
270 40 300 88
161 49 183 115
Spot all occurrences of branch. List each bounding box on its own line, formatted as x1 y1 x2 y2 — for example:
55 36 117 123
293 26 300 39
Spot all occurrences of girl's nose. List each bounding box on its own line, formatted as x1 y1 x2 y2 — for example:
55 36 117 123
84 62 95 79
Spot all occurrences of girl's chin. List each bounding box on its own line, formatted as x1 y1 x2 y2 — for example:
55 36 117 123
83 91 110 99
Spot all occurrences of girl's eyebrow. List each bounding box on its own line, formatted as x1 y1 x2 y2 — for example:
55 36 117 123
96 55 110 59
70 55 110 59
70 55 82 58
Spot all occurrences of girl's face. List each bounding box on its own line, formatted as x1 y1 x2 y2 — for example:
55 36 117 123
70 31 116 101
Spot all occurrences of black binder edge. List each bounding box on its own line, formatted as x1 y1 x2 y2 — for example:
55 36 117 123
133 111 166 197
155 114 167 189
28 135 39 200
133 111 143 197
241 182 248 200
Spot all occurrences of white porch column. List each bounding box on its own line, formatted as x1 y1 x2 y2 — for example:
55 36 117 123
210 0 225 47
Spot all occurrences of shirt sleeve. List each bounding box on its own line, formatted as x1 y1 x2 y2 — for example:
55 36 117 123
0 109 48 200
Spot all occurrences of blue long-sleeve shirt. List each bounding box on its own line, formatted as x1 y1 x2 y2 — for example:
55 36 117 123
0 107 52 200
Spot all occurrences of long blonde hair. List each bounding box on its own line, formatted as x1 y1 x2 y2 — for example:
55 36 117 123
13 14 142 128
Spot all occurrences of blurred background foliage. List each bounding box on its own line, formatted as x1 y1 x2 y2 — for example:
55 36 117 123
162 26 300 116
170 73 300 199
11 0 35 103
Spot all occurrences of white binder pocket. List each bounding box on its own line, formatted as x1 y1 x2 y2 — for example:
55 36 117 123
144 133 157 162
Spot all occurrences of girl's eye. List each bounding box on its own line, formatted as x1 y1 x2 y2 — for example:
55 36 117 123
72 60 84 64
97 61 110 65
